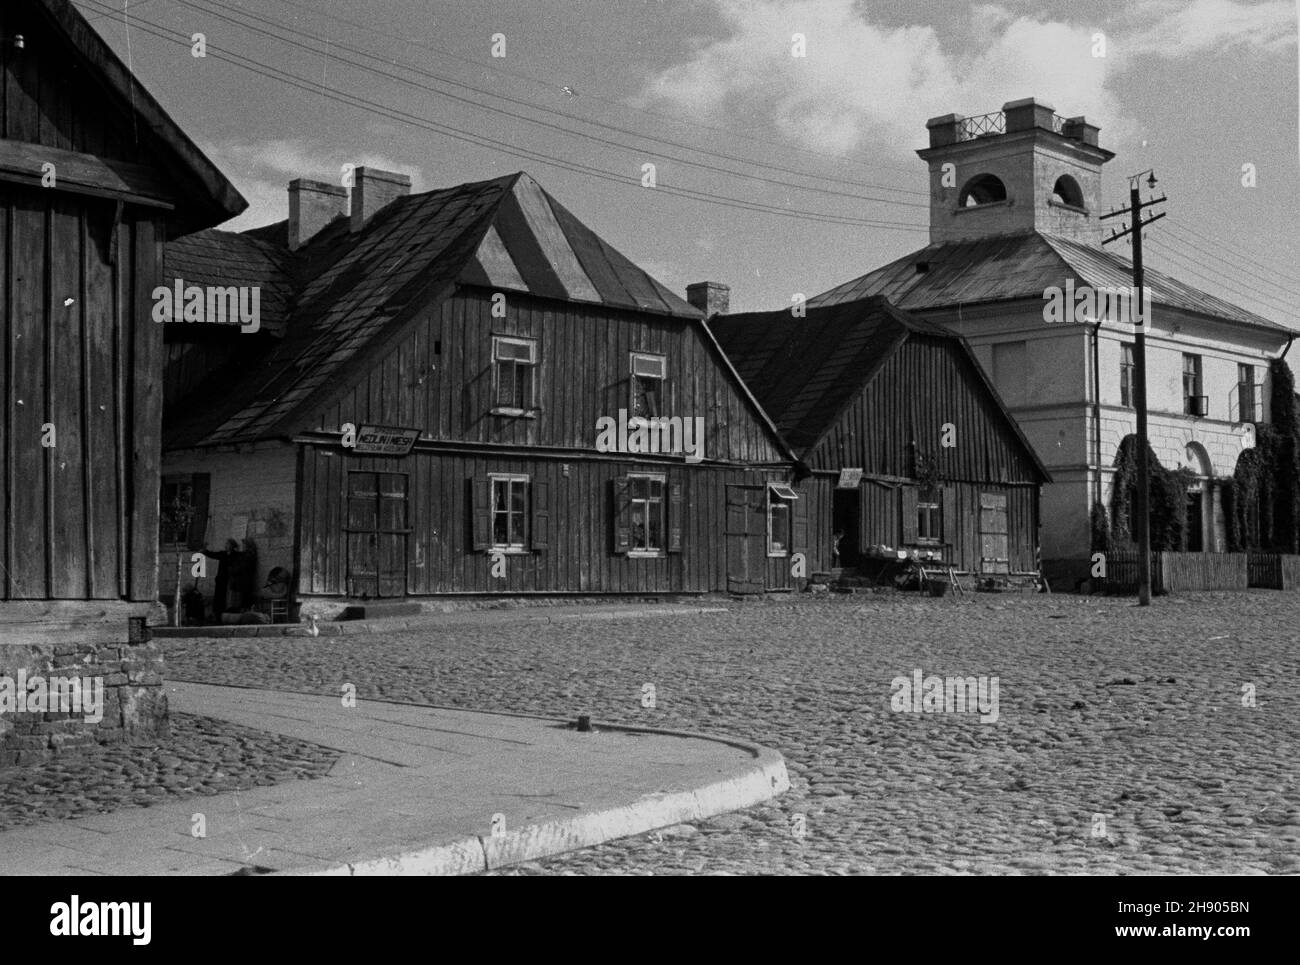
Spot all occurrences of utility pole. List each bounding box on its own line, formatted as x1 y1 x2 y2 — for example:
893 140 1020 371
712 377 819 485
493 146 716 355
1102 173 1166 605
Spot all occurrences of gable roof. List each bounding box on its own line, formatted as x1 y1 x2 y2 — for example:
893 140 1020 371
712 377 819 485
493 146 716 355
710 295 1049 480
31 0 246 233
164 173 706 450
808 230 1293 335
164 230 296 336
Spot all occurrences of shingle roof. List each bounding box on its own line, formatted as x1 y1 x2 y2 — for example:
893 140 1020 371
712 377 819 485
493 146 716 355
710 295 1049 479
164 172 701 449
163 231 296 336
809 230 1293 334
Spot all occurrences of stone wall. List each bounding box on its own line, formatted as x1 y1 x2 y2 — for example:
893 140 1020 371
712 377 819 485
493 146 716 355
0 607 169 768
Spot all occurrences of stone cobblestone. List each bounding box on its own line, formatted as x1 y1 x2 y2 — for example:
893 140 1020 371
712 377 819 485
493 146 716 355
166 591 1300 875
0 713 340 833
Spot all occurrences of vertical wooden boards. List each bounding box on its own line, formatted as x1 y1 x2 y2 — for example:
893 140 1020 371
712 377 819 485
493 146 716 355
49 195 86 597
127 216 161 601
83 206 119 596
10 189 46 597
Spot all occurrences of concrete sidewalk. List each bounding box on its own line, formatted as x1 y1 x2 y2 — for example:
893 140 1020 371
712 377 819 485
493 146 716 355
152 603 730 638
0 682 788 876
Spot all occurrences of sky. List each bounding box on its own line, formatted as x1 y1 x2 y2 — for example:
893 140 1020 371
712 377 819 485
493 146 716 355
75 0 1300 324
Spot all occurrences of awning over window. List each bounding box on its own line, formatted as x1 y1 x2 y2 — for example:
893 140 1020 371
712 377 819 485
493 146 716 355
769 483 799 500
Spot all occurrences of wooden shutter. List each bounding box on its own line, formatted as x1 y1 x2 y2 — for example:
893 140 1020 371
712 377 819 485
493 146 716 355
667 479 684 552
792 490 808 552
901 485 919 544
531 479 550 551
940 485 956 548
186 474 211 550
612 476 632 554
470 475 491 550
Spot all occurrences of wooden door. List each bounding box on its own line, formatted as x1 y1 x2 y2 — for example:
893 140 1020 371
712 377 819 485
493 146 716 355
725 485 765 594
346 472 409 597
979 492 1009 574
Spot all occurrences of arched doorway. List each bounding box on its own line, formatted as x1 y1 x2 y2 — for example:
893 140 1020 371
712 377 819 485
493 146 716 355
1182 443 1215 551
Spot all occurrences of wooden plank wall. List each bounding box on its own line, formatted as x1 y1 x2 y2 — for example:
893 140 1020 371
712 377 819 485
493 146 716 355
0 183 160 601
297 445 794 595
1161 552 1247 592
809 336 1041 484
309 288 787 466
0 1 138 162
854 479 1037 574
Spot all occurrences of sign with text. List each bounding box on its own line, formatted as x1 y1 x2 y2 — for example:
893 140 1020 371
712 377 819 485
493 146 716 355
836 468 864 489
354 425 420 456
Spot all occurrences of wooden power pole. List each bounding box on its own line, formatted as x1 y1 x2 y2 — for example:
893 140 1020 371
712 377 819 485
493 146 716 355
1102 173 1166 606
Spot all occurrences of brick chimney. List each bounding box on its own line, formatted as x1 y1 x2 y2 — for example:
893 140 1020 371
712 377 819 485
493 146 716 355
687 281 730 318
288 179 347 251
350 167 412 232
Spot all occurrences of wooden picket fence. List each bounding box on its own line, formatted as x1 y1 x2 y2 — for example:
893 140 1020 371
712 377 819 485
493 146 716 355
1103 552 1248 594
1246 553 1300 590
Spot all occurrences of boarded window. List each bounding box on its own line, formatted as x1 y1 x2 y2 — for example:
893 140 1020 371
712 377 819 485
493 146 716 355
979 491 1010 574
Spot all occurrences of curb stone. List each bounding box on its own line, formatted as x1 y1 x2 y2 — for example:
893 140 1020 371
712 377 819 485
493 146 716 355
154 605 729 639
291 723 789 876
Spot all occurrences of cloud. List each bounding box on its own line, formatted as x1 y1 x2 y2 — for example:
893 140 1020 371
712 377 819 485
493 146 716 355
1120 0 1296 58
636 0 1294 154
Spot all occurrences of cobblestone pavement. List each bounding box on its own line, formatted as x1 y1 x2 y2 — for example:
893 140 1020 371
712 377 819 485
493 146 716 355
167 591 1300 875
0 714 340 833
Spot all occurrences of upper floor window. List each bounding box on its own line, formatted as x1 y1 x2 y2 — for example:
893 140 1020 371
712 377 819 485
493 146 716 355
1238 363 1258 423
1120 344 1134 408
917 491 942 545
630 352 666 418
958 174 1007 208
1051 175 1084 208
492 335 538 415
1183 354 1205 416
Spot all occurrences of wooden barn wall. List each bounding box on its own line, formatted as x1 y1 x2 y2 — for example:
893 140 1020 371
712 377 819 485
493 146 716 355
855 479 1038 574
297 445 798 595
309 289 786 465
0 184 163 601
0 2 142 162
808 336 1041 484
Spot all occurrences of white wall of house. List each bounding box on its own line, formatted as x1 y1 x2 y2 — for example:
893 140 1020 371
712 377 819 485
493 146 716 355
158 443 297 608
927 300 1285 562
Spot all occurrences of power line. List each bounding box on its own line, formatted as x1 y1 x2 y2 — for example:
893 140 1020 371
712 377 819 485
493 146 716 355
1145 237 1294 324
1148 234 1298 316
76 0 928 233
164 0 928 210
1163 222 1300 294
240 0 931 182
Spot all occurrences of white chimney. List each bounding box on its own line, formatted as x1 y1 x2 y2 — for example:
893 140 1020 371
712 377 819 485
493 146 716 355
288 178 347 251
350 167 412 232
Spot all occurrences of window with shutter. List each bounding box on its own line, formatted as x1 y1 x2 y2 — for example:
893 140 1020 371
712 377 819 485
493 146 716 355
470 475 491 550
531 479 550 551
667 480 683 553
901 485 919 544
612 475 632 554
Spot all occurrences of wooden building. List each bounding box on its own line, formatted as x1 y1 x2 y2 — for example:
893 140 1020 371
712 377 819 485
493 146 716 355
0 0 244 636
710 296 1050 580
162 170 806 606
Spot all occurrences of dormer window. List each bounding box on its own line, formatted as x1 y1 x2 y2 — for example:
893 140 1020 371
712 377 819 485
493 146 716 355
958 174 1007 208
1051 175 1085 209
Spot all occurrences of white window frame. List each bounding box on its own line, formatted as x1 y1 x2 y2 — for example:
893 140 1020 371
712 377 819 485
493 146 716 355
767 484 798 557
627 472 667 557
492 335 539 416
488 472 530 552
629 352 666 419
